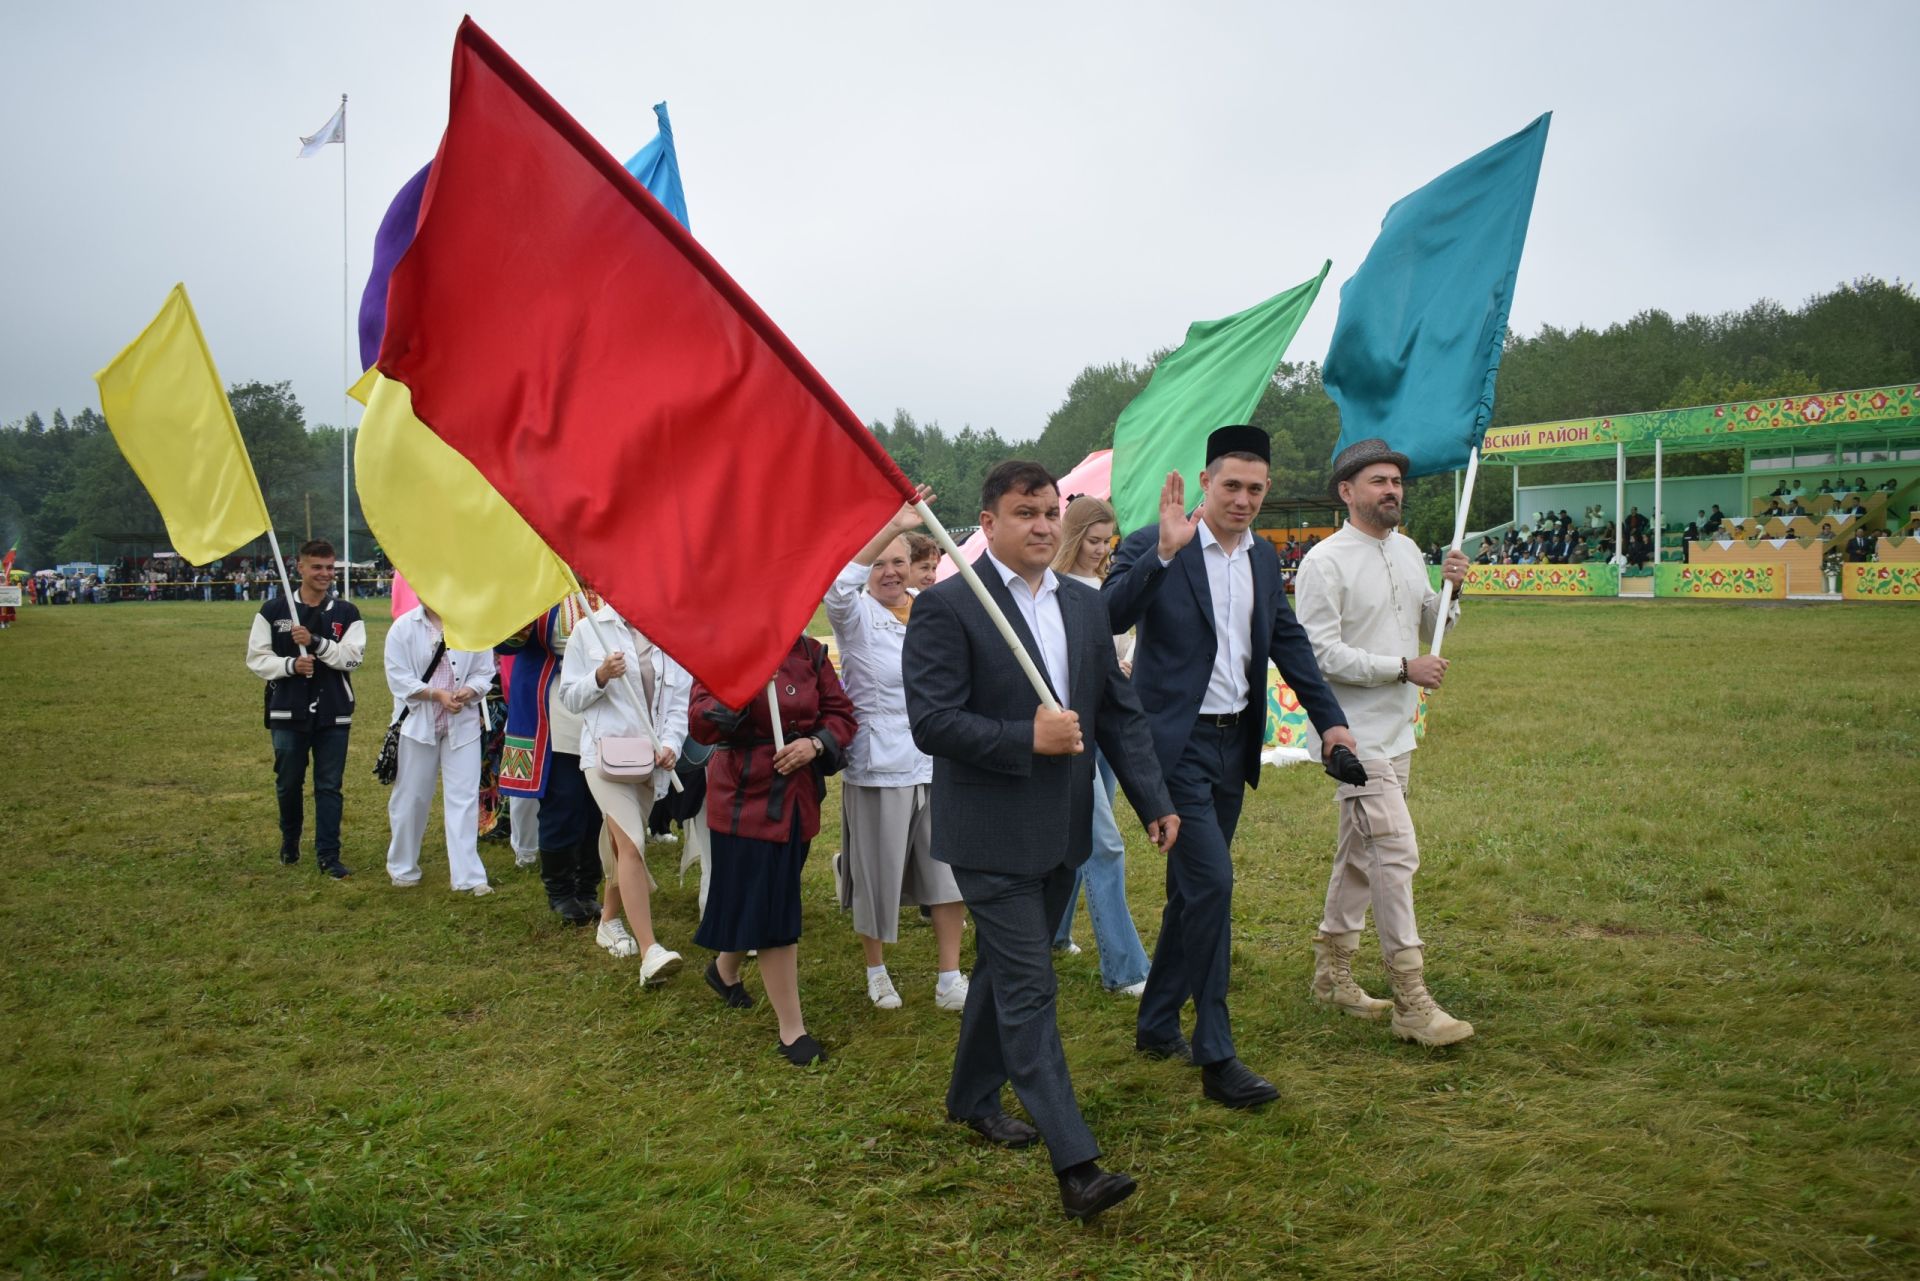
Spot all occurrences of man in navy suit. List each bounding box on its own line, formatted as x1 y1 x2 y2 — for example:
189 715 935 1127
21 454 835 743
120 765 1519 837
905 460 1179 1221
1105 426 1353 1109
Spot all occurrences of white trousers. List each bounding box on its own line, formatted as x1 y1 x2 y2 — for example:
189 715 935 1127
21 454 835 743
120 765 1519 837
508 795 541 860
1320 751 1424 958
386 734 488 890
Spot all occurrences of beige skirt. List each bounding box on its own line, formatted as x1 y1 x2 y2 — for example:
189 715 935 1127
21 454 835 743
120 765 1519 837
584 769 657 888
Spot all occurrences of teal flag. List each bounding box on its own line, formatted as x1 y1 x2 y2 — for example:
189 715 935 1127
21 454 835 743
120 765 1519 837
1325 113 1550 478
1110 262 1330 534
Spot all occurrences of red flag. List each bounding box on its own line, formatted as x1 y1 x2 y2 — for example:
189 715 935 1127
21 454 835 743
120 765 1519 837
380 19 915 706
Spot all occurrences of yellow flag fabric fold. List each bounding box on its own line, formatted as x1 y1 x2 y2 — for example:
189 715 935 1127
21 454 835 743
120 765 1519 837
92 284 271 564
350 369 571 649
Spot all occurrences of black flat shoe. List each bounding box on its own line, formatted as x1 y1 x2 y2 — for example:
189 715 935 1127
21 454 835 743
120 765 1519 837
555 897 598 927
278 847 299 866
1135 1032 1193 1064
318 860 352 879
776 1034 826 1067
1200 1057 1279 1109
1058 1163 1137 1222
949 1110 1039 1149
706 960 753 1009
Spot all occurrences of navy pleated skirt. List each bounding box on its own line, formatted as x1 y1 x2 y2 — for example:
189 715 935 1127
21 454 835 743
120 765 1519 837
694 813 810 952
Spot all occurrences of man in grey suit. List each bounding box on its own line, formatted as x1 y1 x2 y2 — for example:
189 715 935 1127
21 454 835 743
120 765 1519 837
904 460 1179 1223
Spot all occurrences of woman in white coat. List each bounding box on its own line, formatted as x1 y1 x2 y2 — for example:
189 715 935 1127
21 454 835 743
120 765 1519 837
827 493 968 1012
384 603 498 893
558 598 690 987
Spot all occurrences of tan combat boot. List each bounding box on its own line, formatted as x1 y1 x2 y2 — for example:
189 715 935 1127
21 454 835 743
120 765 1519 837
1311 931 1393 1019
1384 947 1474 1046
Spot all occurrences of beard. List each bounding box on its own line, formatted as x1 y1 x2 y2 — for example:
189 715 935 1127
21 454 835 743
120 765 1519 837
1355 496 1402 530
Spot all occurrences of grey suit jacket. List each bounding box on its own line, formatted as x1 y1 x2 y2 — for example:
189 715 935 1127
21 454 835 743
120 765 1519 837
903 554 1172 877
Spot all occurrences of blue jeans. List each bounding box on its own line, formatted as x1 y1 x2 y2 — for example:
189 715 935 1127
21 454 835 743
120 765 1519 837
271 726 350 863
1051 753 1151 990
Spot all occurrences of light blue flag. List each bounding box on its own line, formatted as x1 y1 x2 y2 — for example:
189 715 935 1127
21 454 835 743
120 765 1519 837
625 101 689 230
1325 113 1550 477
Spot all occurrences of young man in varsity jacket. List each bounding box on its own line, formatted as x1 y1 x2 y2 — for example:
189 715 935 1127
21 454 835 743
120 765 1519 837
245 539 366 877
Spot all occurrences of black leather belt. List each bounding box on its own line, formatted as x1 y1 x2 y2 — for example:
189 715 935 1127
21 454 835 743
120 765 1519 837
1197 711 1243 728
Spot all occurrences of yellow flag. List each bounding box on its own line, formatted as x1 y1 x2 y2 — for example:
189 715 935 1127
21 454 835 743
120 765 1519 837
351 370 571 649
92 284 270 564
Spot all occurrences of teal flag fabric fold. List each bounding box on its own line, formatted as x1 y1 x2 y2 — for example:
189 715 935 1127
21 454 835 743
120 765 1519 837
1325 113 1550 478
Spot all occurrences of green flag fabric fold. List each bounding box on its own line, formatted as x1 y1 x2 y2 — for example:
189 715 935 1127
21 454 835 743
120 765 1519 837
1110 262 1331 534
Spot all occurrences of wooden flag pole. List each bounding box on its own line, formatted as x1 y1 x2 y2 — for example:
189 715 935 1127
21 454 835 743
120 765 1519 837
1429 447 1479 660
913 501 1061 712
766 681 786 751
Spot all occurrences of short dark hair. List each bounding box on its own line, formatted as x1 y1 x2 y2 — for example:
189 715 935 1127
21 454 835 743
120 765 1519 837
980 460 1058 514
297 539 335 561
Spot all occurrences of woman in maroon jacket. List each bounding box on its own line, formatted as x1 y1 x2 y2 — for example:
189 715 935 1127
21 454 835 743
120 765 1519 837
690 633 857 1067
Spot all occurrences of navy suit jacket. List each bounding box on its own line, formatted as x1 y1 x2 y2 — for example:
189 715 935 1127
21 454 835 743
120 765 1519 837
903 554 1171 876
1104 523 1346 786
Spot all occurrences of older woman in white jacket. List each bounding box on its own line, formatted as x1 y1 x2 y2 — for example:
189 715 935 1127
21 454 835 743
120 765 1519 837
827 494 968 1012
384 603 498 893
558 598 690 987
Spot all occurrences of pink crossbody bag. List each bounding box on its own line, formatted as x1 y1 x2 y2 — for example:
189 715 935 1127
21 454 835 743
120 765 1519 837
596 735 655 782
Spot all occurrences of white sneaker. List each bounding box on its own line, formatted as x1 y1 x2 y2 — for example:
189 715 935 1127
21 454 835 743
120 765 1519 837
638 943 683 986
867 970 903 1010
1055 940 1082 956
463 884 494 897
596 918 639 958
655 831 679 845
934 974 970 1012
390 876 421 888
1115 980 1147 998
513 851 538 869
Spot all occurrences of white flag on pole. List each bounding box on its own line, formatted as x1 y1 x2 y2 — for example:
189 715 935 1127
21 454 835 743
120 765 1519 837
297 103 345 158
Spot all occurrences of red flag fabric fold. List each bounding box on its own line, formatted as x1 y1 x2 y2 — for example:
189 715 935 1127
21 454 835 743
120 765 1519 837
379 18 915 706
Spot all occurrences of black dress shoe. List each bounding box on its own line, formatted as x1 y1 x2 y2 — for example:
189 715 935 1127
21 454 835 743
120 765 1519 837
318 860 352 879
1135 1032 1193 1064
706 959 754 1009
554 897 597 927
1200 1057 1279 1109
948 1110 1039 1149
278 846 299 866
1057 1162 1138 1222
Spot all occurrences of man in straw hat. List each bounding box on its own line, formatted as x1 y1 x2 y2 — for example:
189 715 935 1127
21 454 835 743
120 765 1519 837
1292 437 1473 1046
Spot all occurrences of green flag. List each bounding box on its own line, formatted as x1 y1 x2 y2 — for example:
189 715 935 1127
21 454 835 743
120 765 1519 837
1110 261 1330 534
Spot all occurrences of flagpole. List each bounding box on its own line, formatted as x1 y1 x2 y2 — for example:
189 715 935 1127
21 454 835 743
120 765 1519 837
767 682 786 751
263 527 306 660
339 92 352 601
912 502 1061 712
1429 447 1479 660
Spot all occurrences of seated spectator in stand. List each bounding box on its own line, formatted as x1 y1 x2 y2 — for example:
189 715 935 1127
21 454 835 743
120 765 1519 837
1878 477 1899 492
1818 479 1837 495
1847 500 1867 517
1683 517 1701 544
1624 507 1649 537
1770 481 1790 498
1475 543 1497 565
1570 535 1589 562
1557 509 1573 532
1788 478 1806 498
1845 530 1875 563
1785 499 1809 517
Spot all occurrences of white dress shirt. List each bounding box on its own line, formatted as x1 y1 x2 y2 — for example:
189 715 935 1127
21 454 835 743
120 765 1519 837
986 550 1070 701
825 560 932 787
1292 523 1458 761
1161 521 1255 715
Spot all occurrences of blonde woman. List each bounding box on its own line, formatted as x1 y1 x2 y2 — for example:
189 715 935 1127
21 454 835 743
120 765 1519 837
1047 495 1151 996
557 599 690 987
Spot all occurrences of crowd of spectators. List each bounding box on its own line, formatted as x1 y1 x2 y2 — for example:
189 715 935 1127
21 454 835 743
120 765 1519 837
22 554 395 604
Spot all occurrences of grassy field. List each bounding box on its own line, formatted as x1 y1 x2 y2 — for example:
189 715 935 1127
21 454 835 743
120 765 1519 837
2 599 1916 1280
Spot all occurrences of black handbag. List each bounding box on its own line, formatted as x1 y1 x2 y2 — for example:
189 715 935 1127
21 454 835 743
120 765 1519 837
373 638 447 785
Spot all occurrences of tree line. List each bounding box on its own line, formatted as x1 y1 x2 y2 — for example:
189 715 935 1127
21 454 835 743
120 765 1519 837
4 277 1916 568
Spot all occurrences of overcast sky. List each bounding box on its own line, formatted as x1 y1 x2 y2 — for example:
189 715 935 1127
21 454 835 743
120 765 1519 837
4 0 1916 442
